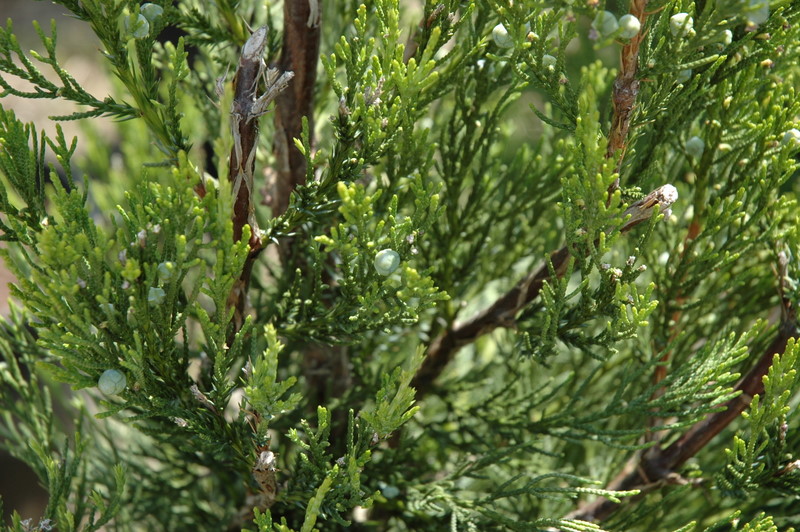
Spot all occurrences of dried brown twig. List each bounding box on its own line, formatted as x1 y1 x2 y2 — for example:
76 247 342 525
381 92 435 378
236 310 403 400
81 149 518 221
218 27 295 522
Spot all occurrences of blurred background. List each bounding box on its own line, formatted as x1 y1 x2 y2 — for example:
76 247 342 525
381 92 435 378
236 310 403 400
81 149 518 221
1 0 109 525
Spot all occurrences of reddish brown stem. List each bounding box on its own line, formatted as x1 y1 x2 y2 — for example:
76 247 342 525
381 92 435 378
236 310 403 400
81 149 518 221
412 246 571 395
568 316 798 522
412 186 677 398
606 0 648 193
271 0 322 216
225 28 294 335
226 28 270 334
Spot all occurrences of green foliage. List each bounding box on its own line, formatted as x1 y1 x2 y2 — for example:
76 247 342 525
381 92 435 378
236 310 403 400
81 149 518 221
718 340 800 498
243 323 302 427
0 109 46 243
0 0 799 531
0 308 126 531
360 347 424 438
309 179 447 341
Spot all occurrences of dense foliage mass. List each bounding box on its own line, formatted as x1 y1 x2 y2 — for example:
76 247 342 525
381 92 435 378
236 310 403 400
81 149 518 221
1 0 799 530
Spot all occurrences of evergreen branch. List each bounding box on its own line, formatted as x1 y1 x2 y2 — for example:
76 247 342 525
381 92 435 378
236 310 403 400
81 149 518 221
412 184 678 398
716 337 800 498
271 0 322 217
566 304 799 523
1 2 797 528
0 19 136 121
0 108 47 242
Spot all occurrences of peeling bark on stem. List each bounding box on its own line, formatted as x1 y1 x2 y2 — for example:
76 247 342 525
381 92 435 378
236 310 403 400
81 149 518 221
606 0 648 193
226 27 294 335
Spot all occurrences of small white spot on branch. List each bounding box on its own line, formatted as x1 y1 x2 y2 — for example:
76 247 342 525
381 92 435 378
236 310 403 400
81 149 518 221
307 0 321 27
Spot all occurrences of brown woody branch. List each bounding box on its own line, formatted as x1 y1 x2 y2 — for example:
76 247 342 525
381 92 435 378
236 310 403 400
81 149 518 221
567 312 798 522
267 2 354 432
226 27 293 334
411 185 678 398
606 0 648 193
225 27 299 523
271 0 322 216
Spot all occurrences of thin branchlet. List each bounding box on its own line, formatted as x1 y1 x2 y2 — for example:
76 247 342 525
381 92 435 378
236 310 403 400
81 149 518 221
412 184 678 398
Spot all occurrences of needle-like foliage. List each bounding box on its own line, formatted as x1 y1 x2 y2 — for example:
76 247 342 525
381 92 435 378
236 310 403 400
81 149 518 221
0 0 799 530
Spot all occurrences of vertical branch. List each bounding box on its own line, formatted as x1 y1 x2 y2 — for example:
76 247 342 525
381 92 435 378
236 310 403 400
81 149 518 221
226 29 294 521
606 0 648 193
226 28 294 334
271 0 322 216
230 28 268 248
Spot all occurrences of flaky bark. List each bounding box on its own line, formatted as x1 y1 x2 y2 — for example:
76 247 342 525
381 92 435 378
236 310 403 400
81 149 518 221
225 27 293 335
606 0 649 193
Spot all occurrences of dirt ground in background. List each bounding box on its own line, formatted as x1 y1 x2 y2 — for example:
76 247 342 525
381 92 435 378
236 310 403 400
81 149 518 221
1 1 112 525
1 0 113 315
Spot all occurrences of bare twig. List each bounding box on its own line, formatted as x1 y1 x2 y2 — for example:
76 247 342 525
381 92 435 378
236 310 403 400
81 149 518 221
411 185 678 397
